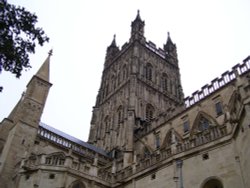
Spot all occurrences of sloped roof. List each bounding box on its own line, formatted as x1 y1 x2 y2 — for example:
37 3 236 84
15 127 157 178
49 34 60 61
39 122 109 157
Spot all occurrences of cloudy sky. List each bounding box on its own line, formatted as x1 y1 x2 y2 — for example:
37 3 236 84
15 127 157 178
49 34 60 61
1 0 250 141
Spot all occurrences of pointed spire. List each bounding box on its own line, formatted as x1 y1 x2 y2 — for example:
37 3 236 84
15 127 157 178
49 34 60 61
166 32 174 46
36 49 52 82
130 10 145 42
110 34 117 47
135 10 142 21
105 35 120 63
164 32 176 52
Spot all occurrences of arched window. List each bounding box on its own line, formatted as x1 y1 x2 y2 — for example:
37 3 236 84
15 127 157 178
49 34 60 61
202 178 223 188
145 63 153 81
146 104 154 121
162 73 168 91
198 116 211 131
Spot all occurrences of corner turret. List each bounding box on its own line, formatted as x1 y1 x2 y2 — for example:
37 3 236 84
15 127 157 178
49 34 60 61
164 32 178 65
105 35 120 66
130 10 145 43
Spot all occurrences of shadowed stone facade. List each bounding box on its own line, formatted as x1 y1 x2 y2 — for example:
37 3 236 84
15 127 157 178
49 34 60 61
0 12 250 188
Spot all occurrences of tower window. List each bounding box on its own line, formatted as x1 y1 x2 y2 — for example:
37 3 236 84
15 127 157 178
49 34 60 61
145 63 153 81
146 104 154 121
162 73 168 91
215 101 223 116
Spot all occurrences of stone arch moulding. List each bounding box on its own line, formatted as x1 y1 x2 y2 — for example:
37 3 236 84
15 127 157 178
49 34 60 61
200 176 223 188
69 180 86 188
190 111 219 135
161 128 182 149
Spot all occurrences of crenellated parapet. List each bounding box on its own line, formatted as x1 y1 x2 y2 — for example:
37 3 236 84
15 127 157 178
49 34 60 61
185 56 250 108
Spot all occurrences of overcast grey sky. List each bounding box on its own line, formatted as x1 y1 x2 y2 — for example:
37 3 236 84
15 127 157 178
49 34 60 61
1 0 250 141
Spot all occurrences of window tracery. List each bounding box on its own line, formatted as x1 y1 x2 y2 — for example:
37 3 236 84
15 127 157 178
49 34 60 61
45 153 65 166
145 63 153 81
146 104 154 121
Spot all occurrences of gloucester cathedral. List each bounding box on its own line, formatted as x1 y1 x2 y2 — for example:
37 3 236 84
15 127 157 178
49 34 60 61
0 11 250 188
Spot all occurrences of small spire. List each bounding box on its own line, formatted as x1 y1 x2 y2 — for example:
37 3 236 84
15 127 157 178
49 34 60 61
167 32 173 44
35 50 52 82
111 34 117 47
135 10 142 21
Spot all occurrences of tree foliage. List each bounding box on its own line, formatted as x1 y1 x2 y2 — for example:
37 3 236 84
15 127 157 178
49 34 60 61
0 0 49 78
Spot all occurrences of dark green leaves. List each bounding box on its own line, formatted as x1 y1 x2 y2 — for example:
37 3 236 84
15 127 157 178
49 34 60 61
0 0 49 78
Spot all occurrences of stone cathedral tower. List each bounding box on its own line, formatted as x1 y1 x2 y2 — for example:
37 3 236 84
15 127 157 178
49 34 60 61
88 11 184 164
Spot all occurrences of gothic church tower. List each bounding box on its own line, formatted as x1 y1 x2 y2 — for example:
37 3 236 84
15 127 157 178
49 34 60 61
88 12 184 162
0 52 52 187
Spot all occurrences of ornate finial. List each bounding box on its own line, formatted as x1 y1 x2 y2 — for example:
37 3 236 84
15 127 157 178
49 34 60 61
135 9 141 21
111 34 117 46
167 32 170 37
48 49 53 56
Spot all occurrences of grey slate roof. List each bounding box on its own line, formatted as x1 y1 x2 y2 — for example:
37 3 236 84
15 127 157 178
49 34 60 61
39 122 109 157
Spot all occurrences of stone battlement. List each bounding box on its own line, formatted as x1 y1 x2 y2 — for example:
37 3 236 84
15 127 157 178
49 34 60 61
184 56 250 108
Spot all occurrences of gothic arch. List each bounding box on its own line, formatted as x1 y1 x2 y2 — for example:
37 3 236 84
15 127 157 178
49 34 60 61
161 128 182 148
191 111 219 135
69 180 86 188
200 176 223 188
46 151 66 158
